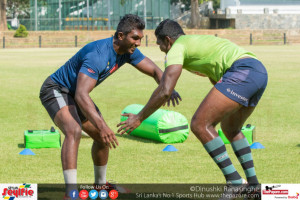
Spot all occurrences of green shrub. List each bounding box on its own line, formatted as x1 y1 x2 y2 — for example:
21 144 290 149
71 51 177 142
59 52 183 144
14 24 28 38
7 24 12 30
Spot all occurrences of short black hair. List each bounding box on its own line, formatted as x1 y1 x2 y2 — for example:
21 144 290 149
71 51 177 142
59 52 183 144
155 19 185 41
114 14 145 38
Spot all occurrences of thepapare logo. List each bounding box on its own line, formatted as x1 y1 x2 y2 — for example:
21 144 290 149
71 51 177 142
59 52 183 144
265 185 281 191
226 88 248 102
263 185 288 196
288 192 299 199
1 184 35 199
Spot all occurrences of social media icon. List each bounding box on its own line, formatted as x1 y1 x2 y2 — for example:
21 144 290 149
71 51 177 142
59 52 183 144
99 190 108 199
69 190 79 200
89 189 99 199
79 190 89 199
109 190 119 199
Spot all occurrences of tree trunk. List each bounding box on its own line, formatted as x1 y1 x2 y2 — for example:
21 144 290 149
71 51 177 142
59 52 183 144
190 0 200 28
0 0 8 31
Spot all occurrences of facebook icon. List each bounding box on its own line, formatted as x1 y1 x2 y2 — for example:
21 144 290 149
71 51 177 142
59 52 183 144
69 190 79 200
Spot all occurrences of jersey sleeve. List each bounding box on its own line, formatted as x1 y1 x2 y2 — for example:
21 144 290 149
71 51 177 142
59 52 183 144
128 48 146 66
165 43 186 68
79 52 105 80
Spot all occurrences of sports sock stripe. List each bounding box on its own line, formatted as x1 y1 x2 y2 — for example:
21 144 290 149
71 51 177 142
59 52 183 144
217 158 232 168
208 145 226 157
234 147 251 157
204 137 242 184
245 167 256 177
221 165 238 175
241 160 254 170
225 171 243 181
247 176 259 184
204 137 224 151
231 138 259 184
237 153 253 163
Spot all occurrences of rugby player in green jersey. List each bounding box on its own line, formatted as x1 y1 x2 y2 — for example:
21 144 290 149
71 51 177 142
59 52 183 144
118 19 268 186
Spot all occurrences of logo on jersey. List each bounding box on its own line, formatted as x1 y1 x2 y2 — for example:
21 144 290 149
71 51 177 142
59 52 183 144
109 64 119 74
88 68 95 74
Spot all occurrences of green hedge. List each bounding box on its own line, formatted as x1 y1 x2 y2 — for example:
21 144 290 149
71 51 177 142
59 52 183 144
14 25 29 38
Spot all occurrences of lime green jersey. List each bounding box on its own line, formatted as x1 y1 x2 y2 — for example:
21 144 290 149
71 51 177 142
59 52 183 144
165 35 257 82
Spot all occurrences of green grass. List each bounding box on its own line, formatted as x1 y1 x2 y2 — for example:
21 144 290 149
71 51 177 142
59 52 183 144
0 46 299 184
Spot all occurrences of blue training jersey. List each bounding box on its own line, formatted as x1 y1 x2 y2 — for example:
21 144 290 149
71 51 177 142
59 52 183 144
50 37 145 95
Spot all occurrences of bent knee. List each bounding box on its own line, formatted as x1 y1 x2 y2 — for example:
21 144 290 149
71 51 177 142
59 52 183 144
63 126 82 142
190 118 207 135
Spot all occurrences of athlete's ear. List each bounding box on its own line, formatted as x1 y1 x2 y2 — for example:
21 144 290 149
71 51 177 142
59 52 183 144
166 36 175 46
118 32 125 40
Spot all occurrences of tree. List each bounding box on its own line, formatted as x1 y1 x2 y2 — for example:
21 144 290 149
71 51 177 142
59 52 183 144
0 0 7 31
211 0 220 11
7 0 30 19
190 0 200 28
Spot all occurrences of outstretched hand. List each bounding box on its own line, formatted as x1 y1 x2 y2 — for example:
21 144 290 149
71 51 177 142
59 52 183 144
117 113 141 135
164 90 182 107
100 125 119 149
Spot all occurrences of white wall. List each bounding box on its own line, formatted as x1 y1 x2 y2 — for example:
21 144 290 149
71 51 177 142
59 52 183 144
227 5 300 14
221 0 300 14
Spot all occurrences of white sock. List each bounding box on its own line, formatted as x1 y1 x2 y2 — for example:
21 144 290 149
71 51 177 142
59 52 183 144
63 169 77 196
63 169 77 184
94 165 107 184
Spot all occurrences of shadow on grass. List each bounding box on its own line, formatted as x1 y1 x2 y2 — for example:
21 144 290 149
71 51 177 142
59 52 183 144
18 143 25 148
296 144 300 148
115 133 160 144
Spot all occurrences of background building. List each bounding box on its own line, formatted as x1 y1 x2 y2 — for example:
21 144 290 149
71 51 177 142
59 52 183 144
211 0 300 29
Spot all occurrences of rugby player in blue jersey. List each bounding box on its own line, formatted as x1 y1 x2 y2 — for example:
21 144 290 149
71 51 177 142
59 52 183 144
39 14 181 198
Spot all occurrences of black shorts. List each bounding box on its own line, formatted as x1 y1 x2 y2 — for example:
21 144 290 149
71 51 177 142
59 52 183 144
39 76 100 122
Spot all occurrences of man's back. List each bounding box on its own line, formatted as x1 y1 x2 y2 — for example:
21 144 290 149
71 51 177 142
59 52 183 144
166 35 257 81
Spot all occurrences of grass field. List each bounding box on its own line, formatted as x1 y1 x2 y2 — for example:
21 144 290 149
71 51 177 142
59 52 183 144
0 45 299 184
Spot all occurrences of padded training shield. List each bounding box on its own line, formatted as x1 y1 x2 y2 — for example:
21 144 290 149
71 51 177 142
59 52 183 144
120 104 189 143
24 128 61 148
218 124 256 144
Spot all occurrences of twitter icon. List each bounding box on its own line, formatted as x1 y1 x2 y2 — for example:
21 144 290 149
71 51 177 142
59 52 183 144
89 189 99 199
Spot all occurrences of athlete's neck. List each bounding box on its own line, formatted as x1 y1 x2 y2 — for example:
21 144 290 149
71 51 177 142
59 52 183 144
113 37 126 55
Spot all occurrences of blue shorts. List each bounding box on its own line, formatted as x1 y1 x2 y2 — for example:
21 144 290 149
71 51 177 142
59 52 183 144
215 58 268 107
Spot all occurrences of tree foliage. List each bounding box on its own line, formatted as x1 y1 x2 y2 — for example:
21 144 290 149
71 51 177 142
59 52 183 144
7 0 30 19
171 0 220 11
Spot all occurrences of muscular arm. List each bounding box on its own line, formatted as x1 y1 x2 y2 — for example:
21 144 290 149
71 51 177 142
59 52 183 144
117 64 183 134
134 57 163 84
134 57 182 106
75 72 118 148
